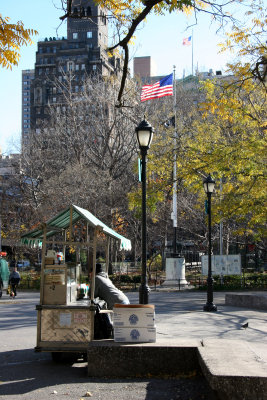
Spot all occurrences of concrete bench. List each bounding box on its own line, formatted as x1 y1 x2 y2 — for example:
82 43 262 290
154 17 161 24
198 339 267 400
87 338 267 399
87 338 201 377
225 293 267 311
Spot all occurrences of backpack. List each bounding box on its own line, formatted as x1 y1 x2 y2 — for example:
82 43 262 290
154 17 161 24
93 301 113 340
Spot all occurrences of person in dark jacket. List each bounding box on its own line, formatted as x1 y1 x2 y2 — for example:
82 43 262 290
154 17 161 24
9 267 21 297
90 263 130 309
0 275 3 298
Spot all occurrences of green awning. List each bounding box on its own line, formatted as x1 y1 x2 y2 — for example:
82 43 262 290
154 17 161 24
21 204 131 251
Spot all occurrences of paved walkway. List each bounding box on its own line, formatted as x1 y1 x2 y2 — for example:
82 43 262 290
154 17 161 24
1 289 267 399
1 289 267 355
128 289 267 362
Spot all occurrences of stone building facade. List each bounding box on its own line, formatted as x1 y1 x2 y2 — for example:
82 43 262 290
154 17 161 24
27 0 119 145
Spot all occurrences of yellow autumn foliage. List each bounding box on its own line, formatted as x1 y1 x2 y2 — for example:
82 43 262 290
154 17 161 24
0 13 37 69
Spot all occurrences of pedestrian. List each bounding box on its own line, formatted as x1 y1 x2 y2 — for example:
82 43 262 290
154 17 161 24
8 267 21 297
89 263 130 310
0 275 3 298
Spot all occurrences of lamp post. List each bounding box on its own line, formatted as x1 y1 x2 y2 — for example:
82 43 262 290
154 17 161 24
203 174 217 312
136 118 154 304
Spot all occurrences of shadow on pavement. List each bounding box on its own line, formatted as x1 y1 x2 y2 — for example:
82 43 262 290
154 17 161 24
0 348 218 400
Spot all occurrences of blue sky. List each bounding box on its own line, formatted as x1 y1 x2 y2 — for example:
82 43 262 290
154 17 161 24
0 0 242 154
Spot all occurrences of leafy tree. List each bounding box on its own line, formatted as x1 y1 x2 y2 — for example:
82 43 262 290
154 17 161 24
0 14 37 69
179 76 266 237
128 82 212 255
176 5 267 244
218 0 267 86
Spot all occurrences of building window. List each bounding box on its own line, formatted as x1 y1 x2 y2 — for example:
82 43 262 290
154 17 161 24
53 97 57 103
73 32 78 39
93 65 97 71
67 61 74 71
34 87 42 105
75 86 79 93
75 64 79 71
81 64 85 70
87 31 92 39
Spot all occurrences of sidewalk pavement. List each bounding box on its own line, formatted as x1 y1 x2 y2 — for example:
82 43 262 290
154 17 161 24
1 288 267 348
1 289 267 362
4 289 265 357
91 289 267 399
133 289 267 362
1 288 267 398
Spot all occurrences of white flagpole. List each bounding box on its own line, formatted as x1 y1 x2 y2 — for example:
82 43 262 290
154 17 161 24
191 30 194 76
172 65 178 254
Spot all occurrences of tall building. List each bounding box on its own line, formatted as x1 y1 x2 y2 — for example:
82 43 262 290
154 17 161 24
133 56 157 83
22 69 35 150
28 0 119 139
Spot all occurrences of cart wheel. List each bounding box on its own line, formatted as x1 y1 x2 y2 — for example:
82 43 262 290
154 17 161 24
51 352 62 362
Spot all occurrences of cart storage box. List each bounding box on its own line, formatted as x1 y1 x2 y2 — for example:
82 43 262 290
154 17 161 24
113 304 156 343
113 304 155 327
114 326 156 343
43 265 67 305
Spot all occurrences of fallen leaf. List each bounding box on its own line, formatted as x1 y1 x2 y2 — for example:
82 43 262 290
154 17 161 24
85 392 93 397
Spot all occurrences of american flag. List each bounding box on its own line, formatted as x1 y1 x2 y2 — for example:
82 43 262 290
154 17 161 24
183 36 192 46
141 73 173 102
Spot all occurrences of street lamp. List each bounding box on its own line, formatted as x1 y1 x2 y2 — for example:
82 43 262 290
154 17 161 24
136 117 154 304
203 174 217 312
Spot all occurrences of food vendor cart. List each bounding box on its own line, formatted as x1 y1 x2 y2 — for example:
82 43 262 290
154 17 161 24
21 205 131 359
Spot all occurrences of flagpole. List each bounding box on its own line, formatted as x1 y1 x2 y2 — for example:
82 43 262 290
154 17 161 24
191 30 194 76
172 65 178 255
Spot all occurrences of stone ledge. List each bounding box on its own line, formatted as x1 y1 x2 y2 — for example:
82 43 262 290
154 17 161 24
87 339 201 377
198 339 267 400
87 338 267 399
225 293 267 310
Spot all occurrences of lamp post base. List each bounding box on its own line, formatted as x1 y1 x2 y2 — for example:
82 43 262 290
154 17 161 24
139 284 150 304
203 303 217 312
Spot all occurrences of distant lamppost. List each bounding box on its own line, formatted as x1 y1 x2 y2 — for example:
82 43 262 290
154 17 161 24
136 118 154 304
203 174 217 312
